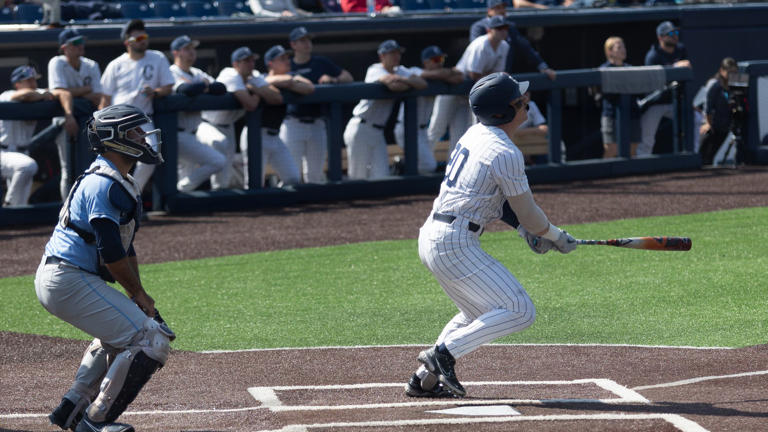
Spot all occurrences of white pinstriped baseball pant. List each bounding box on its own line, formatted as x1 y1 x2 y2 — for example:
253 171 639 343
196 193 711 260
281 117 327 184
418 215 536 359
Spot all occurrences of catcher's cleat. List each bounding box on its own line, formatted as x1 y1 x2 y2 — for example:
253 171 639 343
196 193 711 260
404 373 455 398
418 346 466 397
74 414 134 432
49 397 85 431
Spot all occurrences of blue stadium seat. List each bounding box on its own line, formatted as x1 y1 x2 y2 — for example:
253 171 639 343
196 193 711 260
215 0 248 16
0 6 13 22
13 3 43 23
119 1 154 18
453 0 484 8
151 0 185 17
182 0 214 16
400 0 430 10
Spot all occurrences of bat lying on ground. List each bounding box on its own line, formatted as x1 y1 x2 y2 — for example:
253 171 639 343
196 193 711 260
575 236 692 251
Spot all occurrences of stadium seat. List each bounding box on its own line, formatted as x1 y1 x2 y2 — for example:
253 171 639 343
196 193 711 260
453 0 484 8
319 0 342 12
400 0 430 10
119 1 155 18
426 0 455 9
13 3 43 23
151 0 185 17
182 0 214 16
215 0 248 16
0 6 13 22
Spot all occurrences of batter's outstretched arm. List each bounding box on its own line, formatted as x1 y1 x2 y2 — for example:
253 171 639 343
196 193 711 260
506 190 549 235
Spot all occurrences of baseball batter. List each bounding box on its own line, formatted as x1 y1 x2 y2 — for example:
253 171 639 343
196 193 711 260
238 44 312 188
394 45 464 174
343 39 427 180
0 66 52 206
48 28 103 200
199 46 281 189
285 26 354 183
38 104 173 432
100 19 174 192
428 15 510 156
169 35 227 192
406 72 576 398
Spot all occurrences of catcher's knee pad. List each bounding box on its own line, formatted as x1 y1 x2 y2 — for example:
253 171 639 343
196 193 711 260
135 317 172 365
87 349 161 423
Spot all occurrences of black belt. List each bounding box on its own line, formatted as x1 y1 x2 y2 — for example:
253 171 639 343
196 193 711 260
202 118 228 128
433 212 481 232
358 117 385 129
290 116 319 124
265 128 279 136
419 124 428 129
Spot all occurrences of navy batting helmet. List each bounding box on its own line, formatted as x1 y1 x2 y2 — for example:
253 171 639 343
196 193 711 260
469 72 529 126
87 104 164 164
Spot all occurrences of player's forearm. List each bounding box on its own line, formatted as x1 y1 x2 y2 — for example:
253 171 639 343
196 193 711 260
105 256 145 299
153 85 173 98
65 85 93 98
337 70 354 83
11 88 45 102
99 94 111 109
52 89 75 115
506 191 550 235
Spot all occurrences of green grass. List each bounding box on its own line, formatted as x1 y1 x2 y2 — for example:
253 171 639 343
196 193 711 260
3 207 766 351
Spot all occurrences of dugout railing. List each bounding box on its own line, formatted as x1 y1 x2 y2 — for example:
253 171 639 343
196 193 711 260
0 66 702 225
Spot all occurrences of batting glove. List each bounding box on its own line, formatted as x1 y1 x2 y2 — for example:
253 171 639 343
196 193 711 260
518 226 554 254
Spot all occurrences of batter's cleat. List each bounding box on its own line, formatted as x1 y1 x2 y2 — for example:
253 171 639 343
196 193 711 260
418 346 466 397
74 414 134 432
404 374 455 398
49 397 85 431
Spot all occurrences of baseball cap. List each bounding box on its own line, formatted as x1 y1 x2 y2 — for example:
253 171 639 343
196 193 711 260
421 45 445 62
231 46 259 63
10 65 40 84
170 35 199 52
377 39 404 55
487 0 508 8
656 21 678 37
58 28 84 46
488 15 509 29
289 26 311 42
264 45 292 65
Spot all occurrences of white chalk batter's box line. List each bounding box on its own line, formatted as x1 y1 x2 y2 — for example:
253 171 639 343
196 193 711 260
247 378 650 412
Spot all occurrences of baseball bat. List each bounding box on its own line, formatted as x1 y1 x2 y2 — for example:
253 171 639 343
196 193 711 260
575 236 691 251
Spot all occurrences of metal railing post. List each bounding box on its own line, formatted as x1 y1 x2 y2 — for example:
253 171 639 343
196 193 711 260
548 88 563 164
246 107 263 189
403 96 418 175
327 102 343 181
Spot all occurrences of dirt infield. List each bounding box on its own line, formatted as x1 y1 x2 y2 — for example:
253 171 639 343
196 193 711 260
2 166 768 431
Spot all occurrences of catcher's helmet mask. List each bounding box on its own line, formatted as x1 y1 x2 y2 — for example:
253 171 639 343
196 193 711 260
87 104 164 165
469 72 529 126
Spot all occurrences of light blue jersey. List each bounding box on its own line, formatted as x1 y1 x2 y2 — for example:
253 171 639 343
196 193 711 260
44 156 135 274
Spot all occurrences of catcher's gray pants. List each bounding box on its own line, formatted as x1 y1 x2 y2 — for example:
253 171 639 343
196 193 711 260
418 216 536 359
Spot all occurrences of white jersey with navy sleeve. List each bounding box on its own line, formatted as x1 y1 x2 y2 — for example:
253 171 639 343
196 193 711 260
0 89 43 152
169 64 215 132
201 67 250 125
351 63 415 124
100 50 174 115
48 55 103 93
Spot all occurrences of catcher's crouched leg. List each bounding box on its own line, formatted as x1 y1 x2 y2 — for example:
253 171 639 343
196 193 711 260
83 318 172 426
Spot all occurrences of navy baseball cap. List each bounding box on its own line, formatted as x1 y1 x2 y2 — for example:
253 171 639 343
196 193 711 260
264 45 292 65
377 39 404 55
421 45 445 62
289 26 311 42
488 15 509 29
231 46 259 63
656 21 678 37
58 28 84 46
10 65 40 84
170 35 199 52
487 0 507 7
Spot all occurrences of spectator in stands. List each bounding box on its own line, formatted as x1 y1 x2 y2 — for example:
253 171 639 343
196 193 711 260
100 19 174 192
639 20 692 156
394 45 463 174
469 0 556 81
0 66 50 206
198 47 282 189
169 35 228 192
340 0 398 13
237 45 312 189
699 57 738 165
343 39 427 180
429 15 510 156
248 0 303 17
598 36 641 158
48 28 102 200
285 26 353 183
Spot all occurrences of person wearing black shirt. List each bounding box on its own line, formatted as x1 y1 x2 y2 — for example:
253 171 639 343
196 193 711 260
699 57 738 165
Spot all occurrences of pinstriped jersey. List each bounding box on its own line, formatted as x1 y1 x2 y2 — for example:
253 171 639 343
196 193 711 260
431 123 528 226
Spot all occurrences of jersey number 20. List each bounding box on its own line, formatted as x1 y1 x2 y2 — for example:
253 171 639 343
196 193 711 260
444 143 469 187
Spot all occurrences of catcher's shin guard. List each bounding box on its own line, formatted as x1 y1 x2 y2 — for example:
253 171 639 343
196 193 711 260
87 350 161 423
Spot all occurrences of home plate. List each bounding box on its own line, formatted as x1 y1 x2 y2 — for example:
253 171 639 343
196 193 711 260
426 405 521 416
